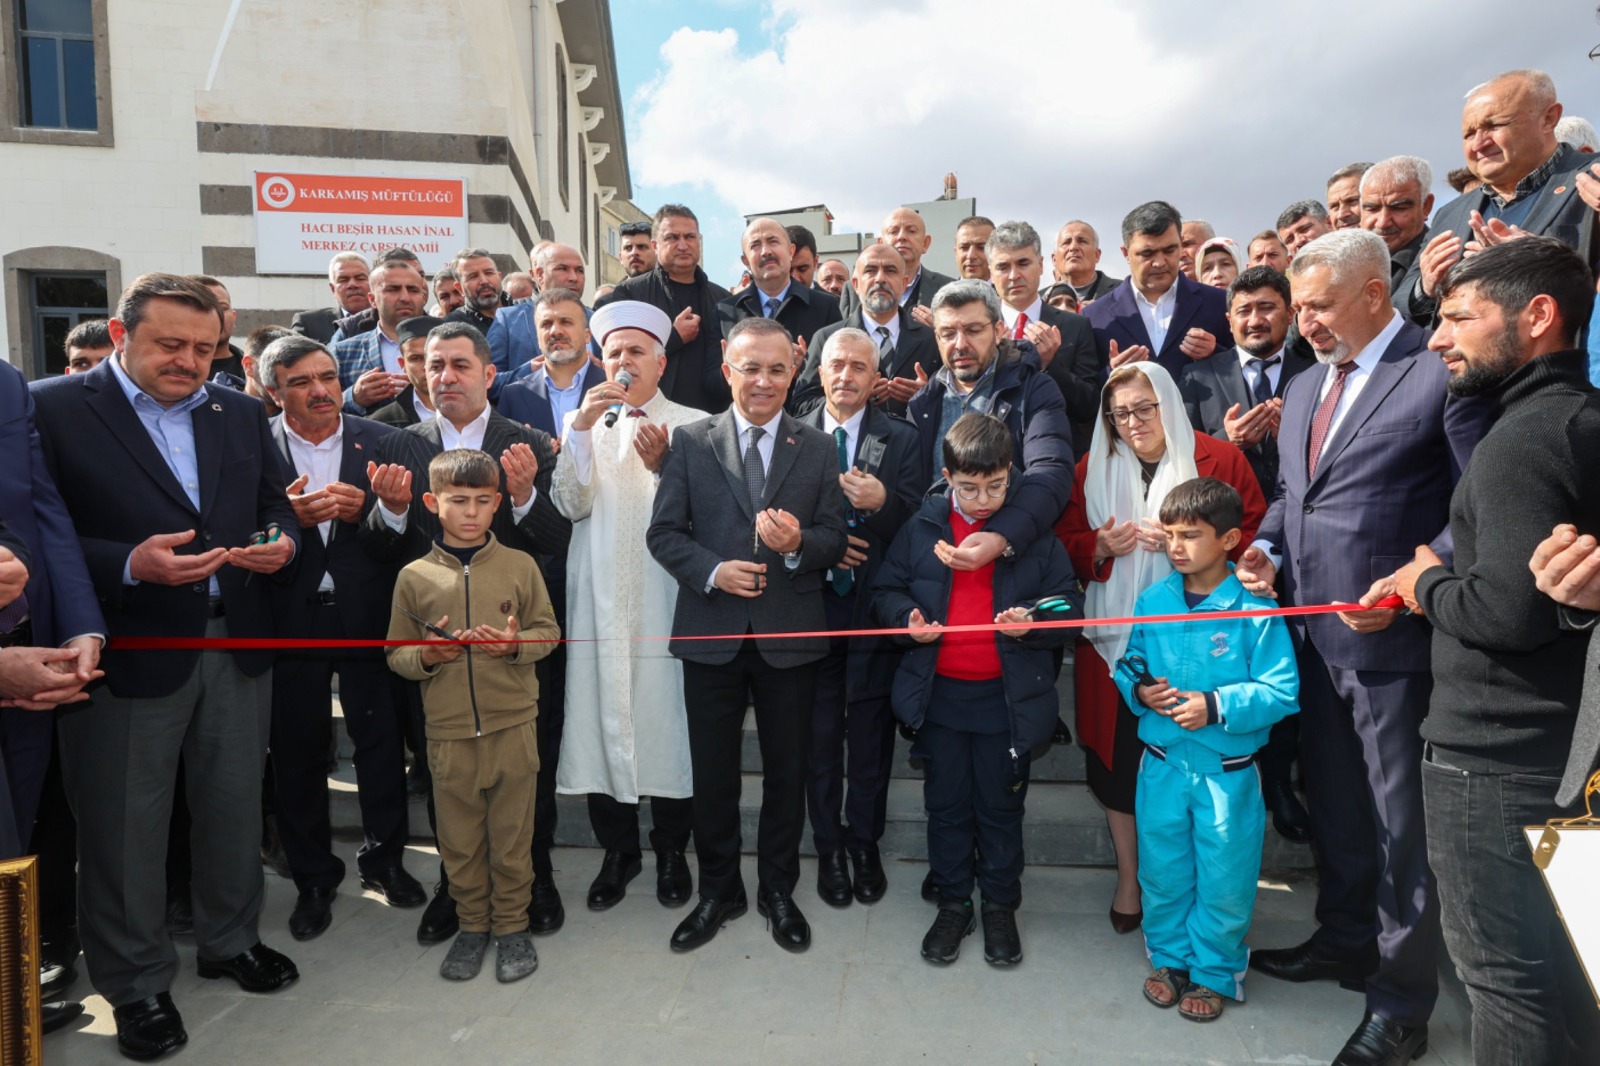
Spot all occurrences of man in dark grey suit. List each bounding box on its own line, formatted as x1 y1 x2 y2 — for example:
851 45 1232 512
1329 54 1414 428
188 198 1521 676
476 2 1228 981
1178 265 1316 843
648 316 848 955
790 244 940 417
1236 231 1489 1066
840 207 956 321
987 220 1102 458
289 252 372 344
1401 69 1597 326
364 320 573 943
794 327 922 908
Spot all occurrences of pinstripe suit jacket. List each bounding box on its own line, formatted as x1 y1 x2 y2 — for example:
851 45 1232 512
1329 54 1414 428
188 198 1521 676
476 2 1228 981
1257 318 1491 672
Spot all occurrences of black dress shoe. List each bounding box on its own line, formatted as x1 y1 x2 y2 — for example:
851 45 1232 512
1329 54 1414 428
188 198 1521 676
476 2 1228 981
529 877 565 935
1250 937 1377 991
897 721 919 742
756 889 811 953
417 880 459 945
360 863 427 908
656 849 693 907
164 896 193 937
196 942 299 993
289 886 336 941
670 892 748 952
816 850 853 907
40 947 78 999
113 993 187 1061
1052 716 1072 746
848 844 887 904
1332 1011 1428 1066
586 851 643 911
1264 777 1312 843
405 761 431 798
41 999 85 1034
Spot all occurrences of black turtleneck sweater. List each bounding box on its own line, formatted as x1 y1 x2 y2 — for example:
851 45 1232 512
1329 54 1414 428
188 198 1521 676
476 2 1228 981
1417 349 1600 773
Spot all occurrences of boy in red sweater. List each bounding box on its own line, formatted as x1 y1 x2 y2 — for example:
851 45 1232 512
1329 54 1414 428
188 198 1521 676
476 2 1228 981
872 414 1079 967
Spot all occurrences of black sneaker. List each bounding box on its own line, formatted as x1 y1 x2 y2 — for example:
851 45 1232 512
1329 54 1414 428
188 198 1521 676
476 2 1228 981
920 900 975 965
981 901 1022 966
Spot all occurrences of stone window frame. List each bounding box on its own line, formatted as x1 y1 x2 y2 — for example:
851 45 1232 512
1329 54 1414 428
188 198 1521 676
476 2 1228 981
0 0 114 147
4 246 121 378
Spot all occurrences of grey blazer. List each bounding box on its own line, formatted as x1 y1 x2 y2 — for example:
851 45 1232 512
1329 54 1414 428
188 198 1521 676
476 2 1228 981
647 409 849 668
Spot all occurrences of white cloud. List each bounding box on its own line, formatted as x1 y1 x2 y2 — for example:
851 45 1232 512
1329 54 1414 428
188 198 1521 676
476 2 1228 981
630 0 1595 278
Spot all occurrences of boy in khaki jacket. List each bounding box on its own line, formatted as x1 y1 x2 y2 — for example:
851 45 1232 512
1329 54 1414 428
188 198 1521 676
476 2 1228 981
387 449 560 983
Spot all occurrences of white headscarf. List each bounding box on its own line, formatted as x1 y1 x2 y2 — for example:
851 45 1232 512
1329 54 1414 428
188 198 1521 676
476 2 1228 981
1082 360 1199 672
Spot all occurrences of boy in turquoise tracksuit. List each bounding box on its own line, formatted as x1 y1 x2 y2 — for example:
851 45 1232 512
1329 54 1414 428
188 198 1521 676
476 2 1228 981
1113 477 1297 1024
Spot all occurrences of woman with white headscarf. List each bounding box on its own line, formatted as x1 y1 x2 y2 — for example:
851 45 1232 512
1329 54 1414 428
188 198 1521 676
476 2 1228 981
1054 360 1265 934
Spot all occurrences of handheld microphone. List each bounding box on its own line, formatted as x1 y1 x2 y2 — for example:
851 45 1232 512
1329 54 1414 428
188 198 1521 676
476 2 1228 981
603 370 634 427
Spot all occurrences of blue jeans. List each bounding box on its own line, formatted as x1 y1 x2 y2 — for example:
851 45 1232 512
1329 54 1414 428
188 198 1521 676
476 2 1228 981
1422 752 1600 1064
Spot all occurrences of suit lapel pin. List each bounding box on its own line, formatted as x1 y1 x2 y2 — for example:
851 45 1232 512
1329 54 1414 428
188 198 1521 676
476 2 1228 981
354 442 363 450
210 403 222 411
785 436 796 446
1555 185 1568 195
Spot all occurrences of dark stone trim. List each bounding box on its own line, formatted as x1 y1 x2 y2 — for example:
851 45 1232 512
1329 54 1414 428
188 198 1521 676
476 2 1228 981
202 247 258 278
507 145 554 242
200 184 253 216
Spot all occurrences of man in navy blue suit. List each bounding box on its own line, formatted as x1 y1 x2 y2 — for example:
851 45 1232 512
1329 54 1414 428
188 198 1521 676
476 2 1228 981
1236 230 1489 1066
487 243 598 398
1084 201 1230 380
31 273 302 1061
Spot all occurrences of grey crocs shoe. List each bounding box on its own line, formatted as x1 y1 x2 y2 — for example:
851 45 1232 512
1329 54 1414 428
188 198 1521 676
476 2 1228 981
495 929 539 983
439 930 490 980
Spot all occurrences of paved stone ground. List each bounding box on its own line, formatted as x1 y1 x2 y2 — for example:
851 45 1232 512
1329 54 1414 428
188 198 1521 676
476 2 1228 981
45 841 1471 1065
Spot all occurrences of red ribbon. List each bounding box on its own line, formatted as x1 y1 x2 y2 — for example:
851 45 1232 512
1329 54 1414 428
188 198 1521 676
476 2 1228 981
110 597 1405 652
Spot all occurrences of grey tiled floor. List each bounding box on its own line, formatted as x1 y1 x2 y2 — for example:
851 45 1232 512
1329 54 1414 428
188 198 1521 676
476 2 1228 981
46 843 1471 1065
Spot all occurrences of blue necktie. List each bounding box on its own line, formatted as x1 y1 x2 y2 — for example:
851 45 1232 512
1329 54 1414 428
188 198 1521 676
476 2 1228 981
1248 356 1280 406
832 427 855 595
765 297 780 319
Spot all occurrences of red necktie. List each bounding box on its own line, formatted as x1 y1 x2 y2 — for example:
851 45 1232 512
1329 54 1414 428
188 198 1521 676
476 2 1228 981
1013 312 1029 340
627 409 647 418
1307 361 1356 477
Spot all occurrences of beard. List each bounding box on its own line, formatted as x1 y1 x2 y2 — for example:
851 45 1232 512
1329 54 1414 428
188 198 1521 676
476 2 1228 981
1445 330 1526 397
1312 338 1352 366
544 344 582 367
1238 333 1280 358
863 287 897 316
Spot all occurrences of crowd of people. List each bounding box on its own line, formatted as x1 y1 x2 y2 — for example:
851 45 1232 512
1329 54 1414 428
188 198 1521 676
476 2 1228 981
3 65 1600 1065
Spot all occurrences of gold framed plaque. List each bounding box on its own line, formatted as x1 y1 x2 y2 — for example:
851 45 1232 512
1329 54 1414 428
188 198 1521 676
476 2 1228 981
1527 770 1600 1011
0 856 41 1066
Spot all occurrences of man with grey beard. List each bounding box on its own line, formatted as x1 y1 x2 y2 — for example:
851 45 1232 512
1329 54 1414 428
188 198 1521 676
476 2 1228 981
789 244 940 417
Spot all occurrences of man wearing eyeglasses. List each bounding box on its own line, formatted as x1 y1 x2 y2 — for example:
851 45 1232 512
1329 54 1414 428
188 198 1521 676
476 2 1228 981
905 280 1075 573
647 316 848 956
618 221 656 278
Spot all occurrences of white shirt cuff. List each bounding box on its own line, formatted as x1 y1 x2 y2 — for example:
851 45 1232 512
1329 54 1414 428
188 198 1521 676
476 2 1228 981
1248 538 1282 570
379 505 408 532
511 487 537 524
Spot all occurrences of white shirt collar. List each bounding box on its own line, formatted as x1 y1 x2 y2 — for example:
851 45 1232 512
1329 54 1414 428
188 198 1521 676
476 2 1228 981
1342 311 1402 375
900 267 922 305
822 405 867 438
999 296 1044 331
1133 282 1178 315
1236 342 1286 369
437 403 493 450
731 406 784 439
282 418 343 451
411 390 434 423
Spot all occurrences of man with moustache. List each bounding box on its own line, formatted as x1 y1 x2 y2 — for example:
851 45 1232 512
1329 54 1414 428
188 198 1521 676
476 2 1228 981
1327 163 1374 231
718 218 842 364
291 253 372 345
488 243 598 396
444 248 508 336
1248 231 1292 273
369 316 443 429
647 317 848 954
1277 201 1334 259
790 244 941 417
1237 230 1489 1066
954 216 995 281
330 248 427 343
1085 201 1228 379
840 207 956 323
796 328 922 907
1359 156 1435 296
1179 219 1215 280
617 221 656 279
1053 221 1121 305
431 268 465 317
499 289 608 438
551 302 706 913
596 204 732 414
335 260 428 415
815 259 850 298
256 336 420 940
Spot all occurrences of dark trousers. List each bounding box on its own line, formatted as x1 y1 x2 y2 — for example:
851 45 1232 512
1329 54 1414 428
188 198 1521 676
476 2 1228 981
271 602 408 890
587 792 693 858
915 677 1028 908
1423 753 1600 1064
1257 715 1300 790
1297 645 1439 1027
0 705 52 853
532 648 565 880
682 644 815 900
804 639 895 855
57 617 271 1006
35 739 78 947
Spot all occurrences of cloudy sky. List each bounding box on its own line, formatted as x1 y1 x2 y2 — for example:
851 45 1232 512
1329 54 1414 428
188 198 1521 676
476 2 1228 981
613 1 1598 286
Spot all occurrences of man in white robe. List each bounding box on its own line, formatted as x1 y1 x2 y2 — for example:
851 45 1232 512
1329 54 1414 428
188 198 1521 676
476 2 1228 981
552 301 707 911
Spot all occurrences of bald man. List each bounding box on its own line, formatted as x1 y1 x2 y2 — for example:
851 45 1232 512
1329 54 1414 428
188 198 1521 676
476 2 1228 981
717 217 841 360
1403 68 1599 325
1052 221 1121 304
840 207 956 322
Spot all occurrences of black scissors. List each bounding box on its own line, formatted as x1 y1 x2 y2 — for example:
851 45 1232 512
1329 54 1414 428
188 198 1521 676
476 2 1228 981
399 606 460 642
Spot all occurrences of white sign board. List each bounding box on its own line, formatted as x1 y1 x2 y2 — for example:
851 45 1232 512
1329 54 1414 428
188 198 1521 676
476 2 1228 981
253 171 468 275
